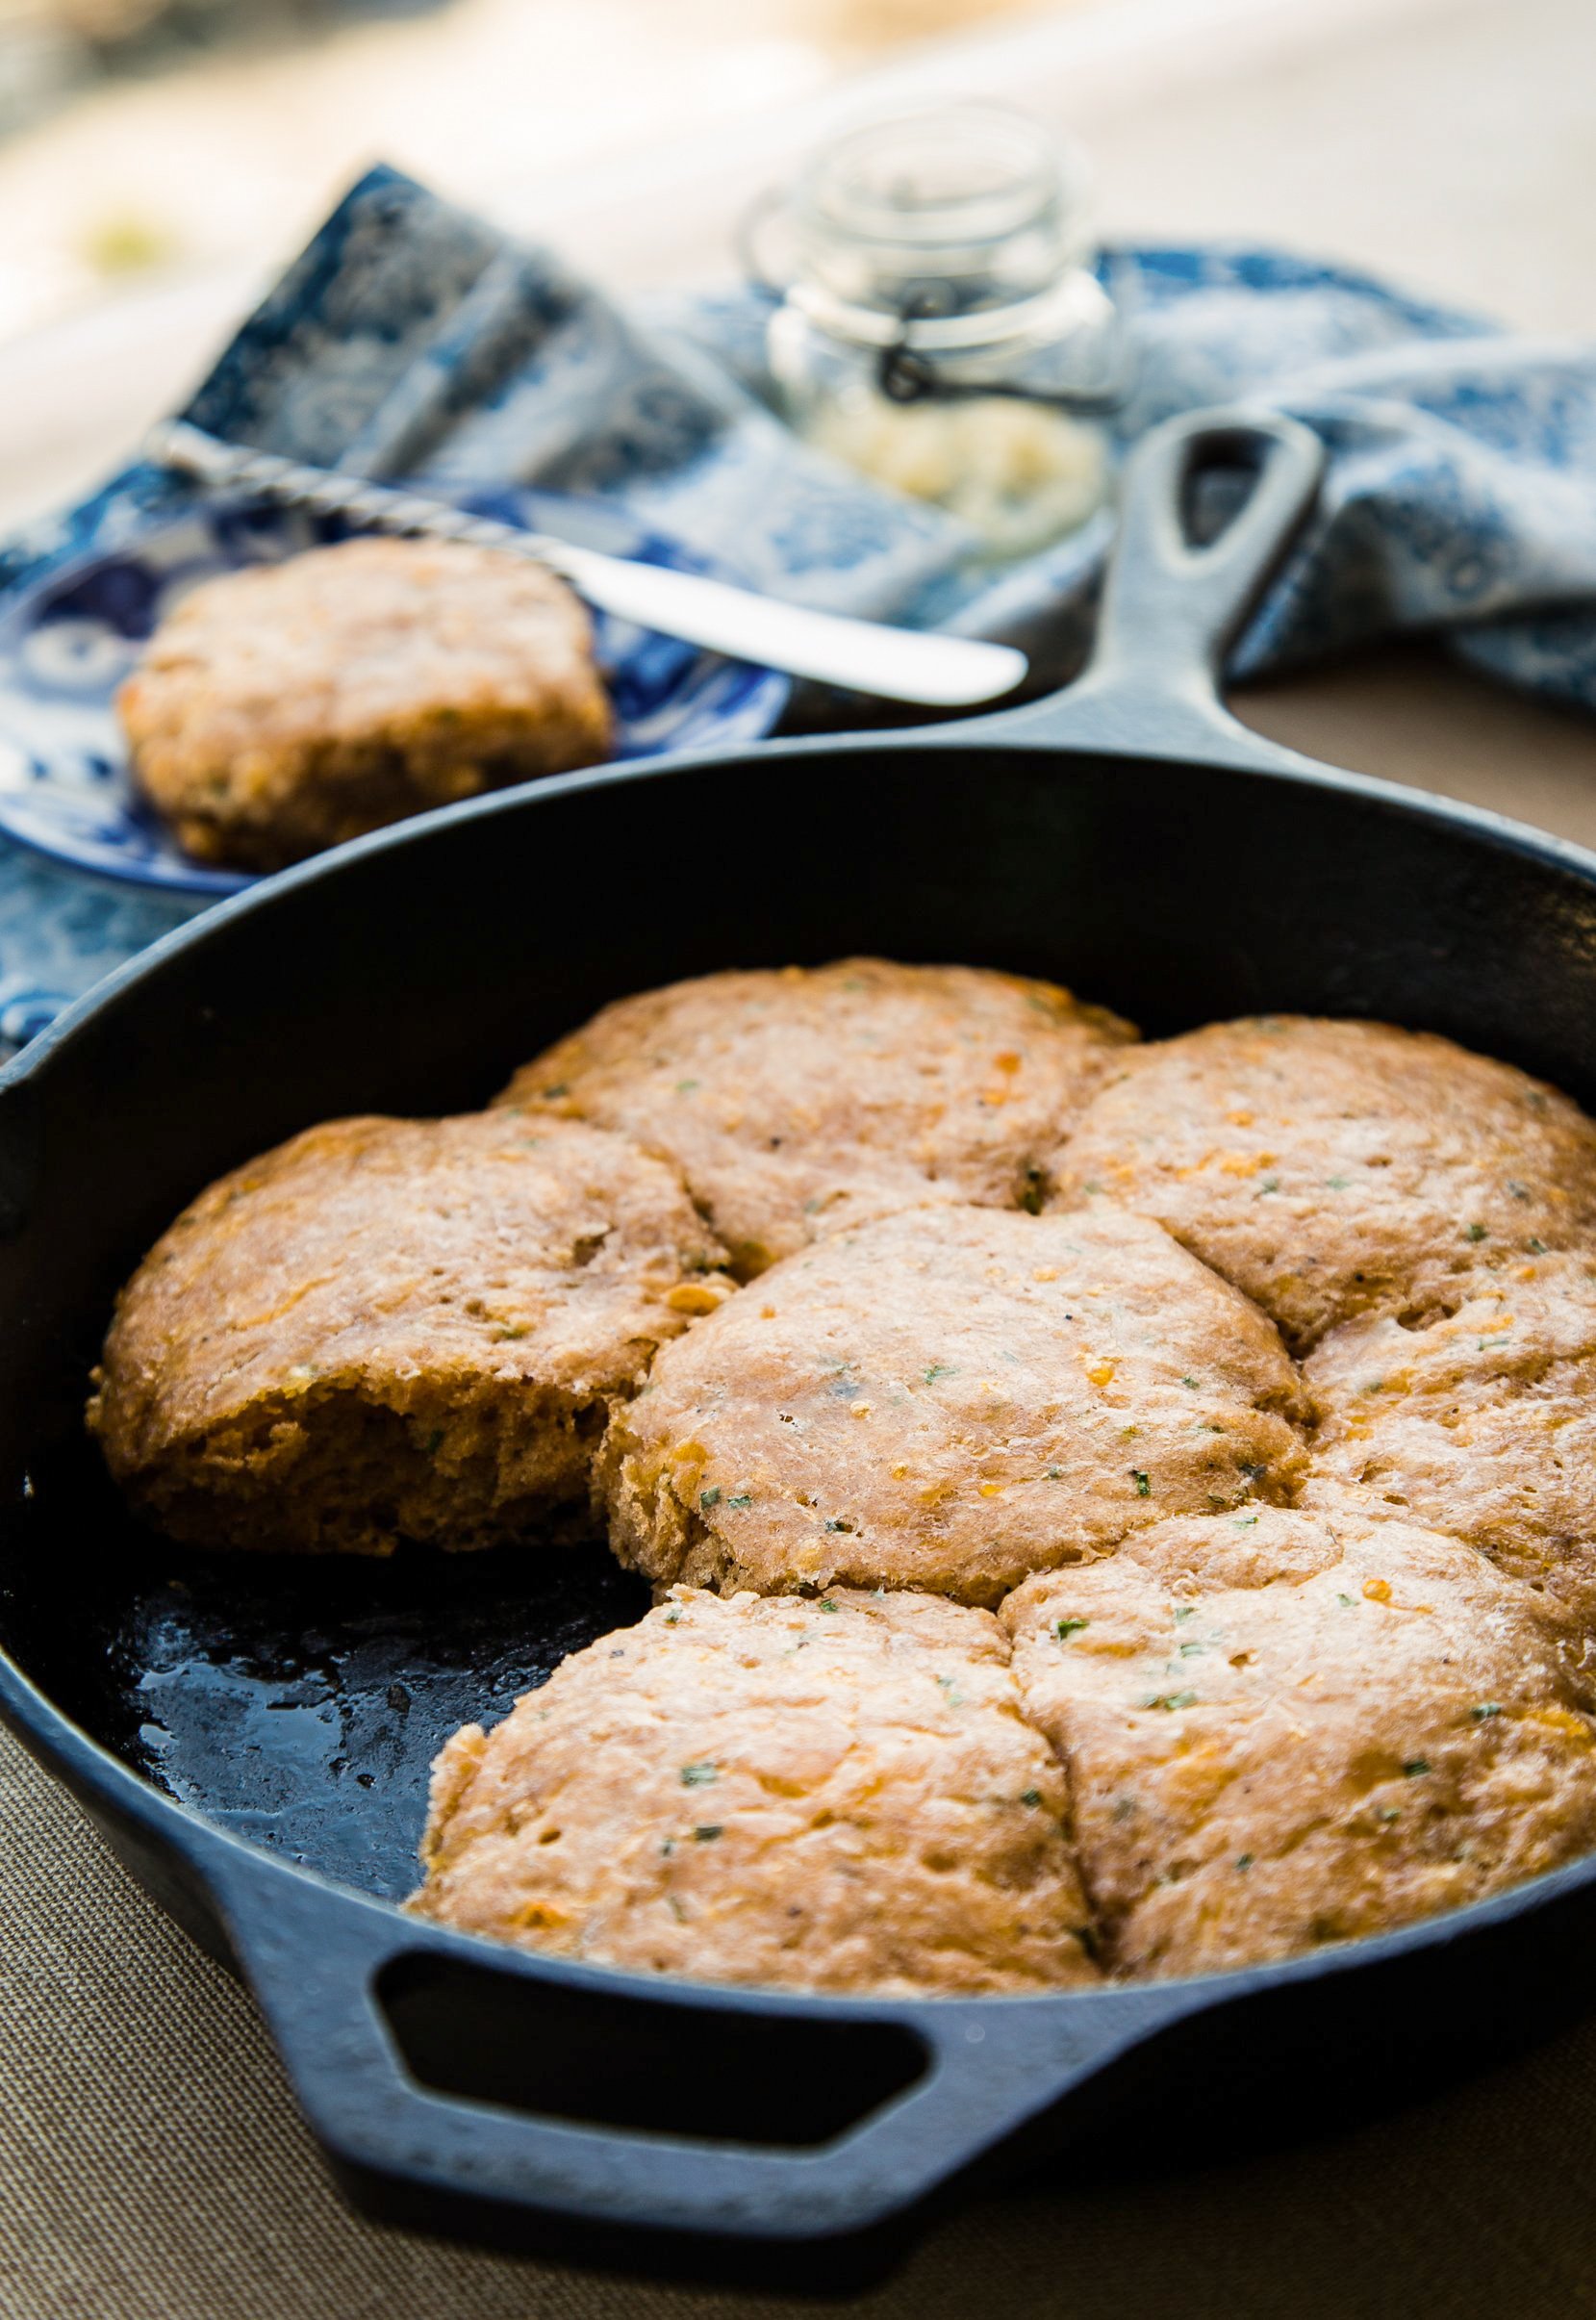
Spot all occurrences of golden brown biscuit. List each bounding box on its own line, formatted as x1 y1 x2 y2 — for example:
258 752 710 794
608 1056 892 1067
89 1111 731 1554
408 1585 1100 1995
498 957 1136 1277
598 1203 1308 1606
117 537 611 871
1304 1250 1596 1618
1003 1503 1596 1980
1049 1017 1596 1352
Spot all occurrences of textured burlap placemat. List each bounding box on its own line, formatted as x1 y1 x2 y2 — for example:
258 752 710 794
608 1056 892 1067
5 1715 1596 2320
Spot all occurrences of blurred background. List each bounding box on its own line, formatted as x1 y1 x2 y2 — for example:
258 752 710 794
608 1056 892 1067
1 0 1592 534
0 0 1073 346
4 0 1591 345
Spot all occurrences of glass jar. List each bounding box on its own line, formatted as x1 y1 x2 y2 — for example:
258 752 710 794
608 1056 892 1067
759 104 1123 559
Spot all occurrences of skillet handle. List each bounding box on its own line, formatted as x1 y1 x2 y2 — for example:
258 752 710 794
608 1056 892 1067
202 1844 1203 2280
966 406 1326 766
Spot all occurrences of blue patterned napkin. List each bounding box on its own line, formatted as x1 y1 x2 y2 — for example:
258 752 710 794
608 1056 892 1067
4 162 1596 1042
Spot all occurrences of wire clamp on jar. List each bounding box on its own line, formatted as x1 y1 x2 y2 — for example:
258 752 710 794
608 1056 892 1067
744 102 1131 557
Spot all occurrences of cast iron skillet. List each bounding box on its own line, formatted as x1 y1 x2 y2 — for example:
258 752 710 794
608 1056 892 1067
6 410 1596 2293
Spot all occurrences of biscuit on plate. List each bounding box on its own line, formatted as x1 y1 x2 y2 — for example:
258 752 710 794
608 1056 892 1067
498 957 1136 1277
1050 1017 1596 1352
117 536 611 871
597 1202 1307 1606
89 1111 731 1554
408 1584 1100 1995
1003 1502 1596 1978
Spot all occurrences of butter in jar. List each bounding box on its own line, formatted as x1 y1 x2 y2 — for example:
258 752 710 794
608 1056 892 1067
760 104 1122 557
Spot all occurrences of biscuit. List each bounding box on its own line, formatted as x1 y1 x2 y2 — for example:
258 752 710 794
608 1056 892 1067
500 958 1135 1277
1304 1249 1596 1618
118 537 611 870
89 1111 731 1554
409 1585 1100 1995
1050 1017 1596 1351
1004 1502 1596 1977
598 1203 1308 1606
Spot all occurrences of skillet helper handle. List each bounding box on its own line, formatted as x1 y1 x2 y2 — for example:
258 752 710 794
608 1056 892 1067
204 1849 1203 2273
978 406 1325 762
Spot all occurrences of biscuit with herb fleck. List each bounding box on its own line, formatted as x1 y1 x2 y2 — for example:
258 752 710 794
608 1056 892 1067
89 1112 732 1554
1050 1017 1596 1352
1305 1249 1596 1618
499 957 1135 1277
409 1584 1100 1995
597 1202 1308 1606
1003 1502 1596 1979
117 537 611 871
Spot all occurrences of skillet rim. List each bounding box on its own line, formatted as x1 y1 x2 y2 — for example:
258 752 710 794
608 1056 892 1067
13 713 1596 1102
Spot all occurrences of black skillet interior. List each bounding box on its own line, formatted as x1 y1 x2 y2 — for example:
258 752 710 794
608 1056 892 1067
8 410 1596 2283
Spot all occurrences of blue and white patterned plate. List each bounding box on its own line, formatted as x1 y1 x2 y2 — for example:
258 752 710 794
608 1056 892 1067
0 489 789 897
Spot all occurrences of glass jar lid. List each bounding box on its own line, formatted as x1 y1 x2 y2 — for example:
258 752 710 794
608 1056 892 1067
782 103 1094 354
